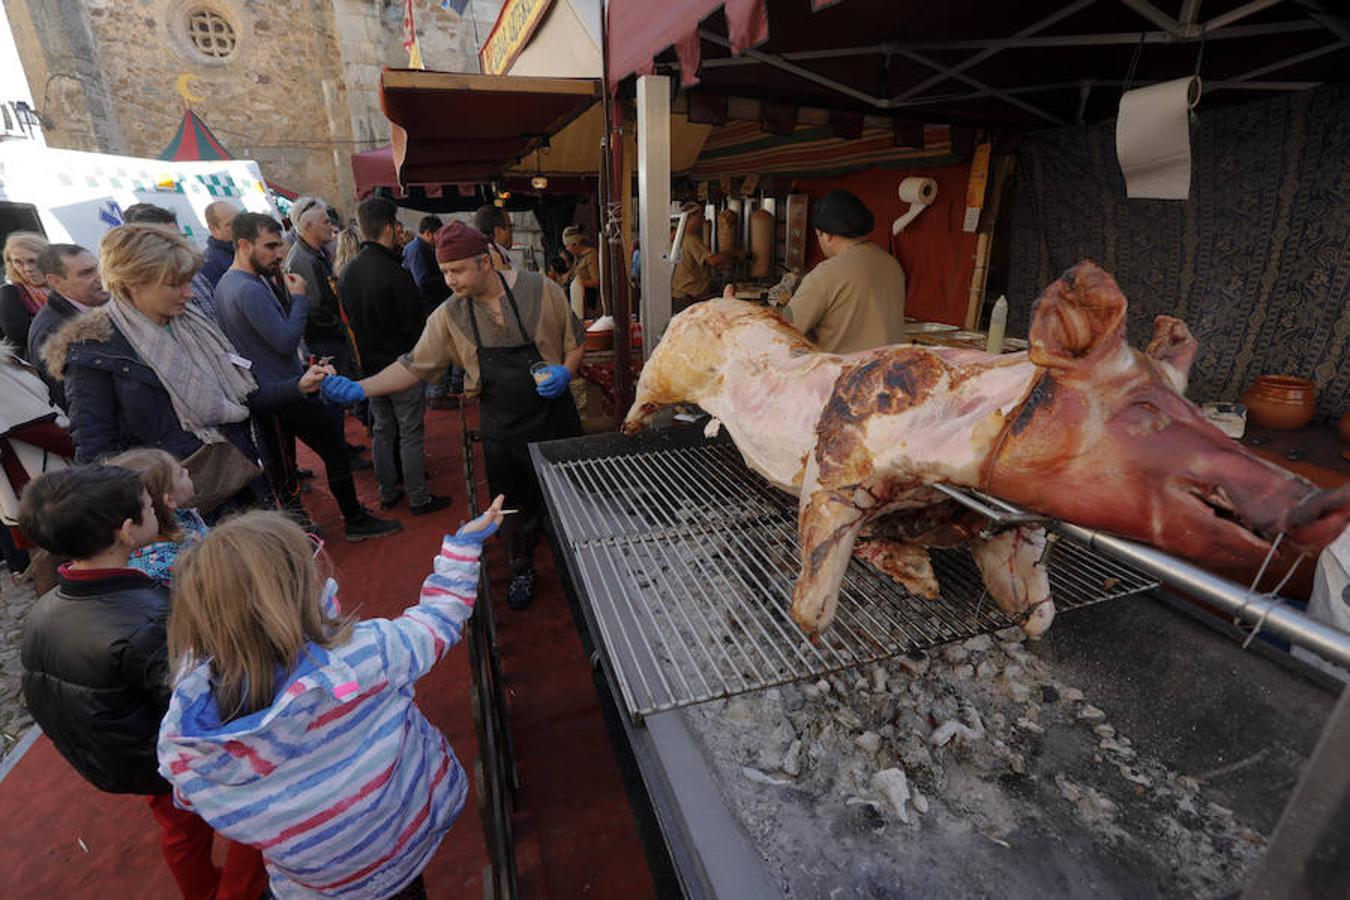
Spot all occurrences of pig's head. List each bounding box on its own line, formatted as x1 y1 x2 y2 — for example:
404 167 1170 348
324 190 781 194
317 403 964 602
986 261 1349 565
622 298 812 434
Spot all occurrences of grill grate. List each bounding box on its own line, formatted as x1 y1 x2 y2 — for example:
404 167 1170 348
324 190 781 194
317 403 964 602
539 441 1158 721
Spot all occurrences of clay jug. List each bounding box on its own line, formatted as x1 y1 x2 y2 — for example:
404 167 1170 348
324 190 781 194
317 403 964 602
1241 375 1316 430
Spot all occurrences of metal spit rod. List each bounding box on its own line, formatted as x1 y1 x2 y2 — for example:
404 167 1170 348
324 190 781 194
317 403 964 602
935 484 1350 671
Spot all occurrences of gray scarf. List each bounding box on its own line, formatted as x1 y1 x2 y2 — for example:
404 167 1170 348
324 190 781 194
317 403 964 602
105 297 258 444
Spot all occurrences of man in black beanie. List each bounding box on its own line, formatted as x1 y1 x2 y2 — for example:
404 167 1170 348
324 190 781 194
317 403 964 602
779 188 906 353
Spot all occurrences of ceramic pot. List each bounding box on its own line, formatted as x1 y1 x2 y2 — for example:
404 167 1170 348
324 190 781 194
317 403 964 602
1240 375 1316 430
583 329 613 352
1339 410 1350 443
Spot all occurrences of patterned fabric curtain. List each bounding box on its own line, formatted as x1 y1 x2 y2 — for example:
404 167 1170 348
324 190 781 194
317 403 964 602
1006 85 1350 419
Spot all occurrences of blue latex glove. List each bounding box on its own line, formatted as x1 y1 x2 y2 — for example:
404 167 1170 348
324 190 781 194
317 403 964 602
321 375 366 404
535 364 571 399
451 496 505 545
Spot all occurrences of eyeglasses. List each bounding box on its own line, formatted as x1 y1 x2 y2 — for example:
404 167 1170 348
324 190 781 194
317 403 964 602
306 532 325 559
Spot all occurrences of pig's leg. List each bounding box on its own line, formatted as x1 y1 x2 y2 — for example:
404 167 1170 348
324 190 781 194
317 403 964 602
792 486 866 635
853 539 941 600
970 526 1055 638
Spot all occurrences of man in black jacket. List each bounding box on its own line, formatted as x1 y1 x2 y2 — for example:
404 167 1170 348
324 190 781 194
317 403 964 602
339 197 450 515
18 465 265 896
29 243 109 409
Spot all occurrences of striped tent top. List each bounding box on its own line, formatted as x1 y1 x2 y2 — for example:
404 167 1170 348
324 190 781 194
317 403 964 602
159 108 233 162
158 536 482 899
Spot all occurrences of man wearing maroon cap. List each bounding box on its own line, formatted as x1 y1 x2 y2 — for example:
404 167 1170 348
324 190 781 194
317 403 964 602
322 221 584 609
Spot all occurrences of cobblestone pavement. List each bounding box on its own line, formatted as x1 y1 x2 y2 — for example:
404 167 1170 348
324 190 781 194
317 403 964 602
0 573 37 760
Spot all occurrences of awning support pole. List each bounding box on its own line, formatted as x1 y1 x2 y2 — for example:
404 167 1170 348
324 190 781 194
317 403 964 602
601 13 633 420
635 74 673 359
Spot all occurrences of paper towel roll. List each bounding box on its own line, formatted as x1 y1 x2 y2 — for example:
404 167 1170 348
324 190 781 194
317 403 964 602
892 177 938 235
898 177 937 204
1116 76 1201 200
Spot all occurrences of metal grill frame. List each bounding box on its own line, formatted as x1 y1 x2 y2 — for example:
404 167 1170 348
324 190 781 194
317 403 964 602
535 435 1158 722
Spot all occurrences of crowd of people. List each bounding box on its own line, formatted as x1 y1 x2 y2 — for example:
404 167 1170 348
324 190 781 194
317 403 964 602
0 180 904 898
0 193 591 898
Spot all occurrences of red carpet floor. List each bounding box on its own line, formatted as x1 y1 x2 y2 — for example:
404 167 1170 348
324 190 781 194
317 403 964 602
0 404 656 900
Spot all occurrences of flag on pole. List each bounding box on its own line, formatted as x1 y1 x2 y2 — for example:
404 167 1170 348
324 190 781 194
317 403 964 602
402 0 425 69
441 0 470 14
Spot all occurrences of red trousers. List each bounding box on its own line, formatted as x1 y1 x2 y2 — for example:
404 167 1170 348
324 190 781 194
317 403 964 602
146 794 268 900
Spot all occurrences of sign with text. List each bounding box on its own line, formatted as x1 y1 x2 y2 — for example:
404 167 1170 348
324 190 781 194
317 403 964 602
479 0 555 76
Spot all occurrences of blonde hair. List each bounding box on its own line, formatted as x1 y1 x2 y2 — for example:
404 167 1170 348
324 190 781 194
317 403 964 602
110 447 184 542
333 225 361 277
169 511 353 721
3 231 49 284
99 225 200 299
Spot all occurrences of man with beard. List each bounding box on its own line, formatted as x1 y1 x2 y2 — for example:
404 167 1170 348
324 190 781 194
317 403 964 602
216 212 399 542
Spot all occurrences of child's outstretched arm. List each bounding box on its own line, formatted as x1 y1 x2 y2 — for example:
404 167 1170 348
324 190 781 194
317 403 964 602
383 495 505 686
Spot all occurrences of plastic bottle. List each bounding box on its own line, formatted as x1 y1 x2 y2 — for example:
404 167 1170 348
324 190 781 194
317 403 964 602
985 295 1008 355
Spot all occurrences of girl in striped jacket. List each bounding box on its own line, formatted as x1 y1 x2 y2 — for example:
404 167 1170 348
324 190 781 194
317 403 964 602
157 496 504 899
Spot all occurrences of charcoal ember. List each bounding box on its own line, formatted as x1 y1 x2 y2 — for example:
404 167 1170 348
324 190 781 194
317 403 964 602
895 652 930 677
976 659 999 681
963 634 993 653
832 707 864 730
941 643 969 664
722 696 757 724
871 767 912 822
1077 704 1107 722
856 731 882 755
782 739 803 776
895 709 930 738
929 695 960 722
870 666 888 693
995 626 1026 643
756 720 797 771
838 799 887 836
897 735 933 771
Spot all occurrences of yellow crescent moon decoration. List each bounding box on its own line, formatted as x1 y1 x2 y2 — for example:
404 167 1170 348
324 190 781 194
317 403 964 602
176 73 204 104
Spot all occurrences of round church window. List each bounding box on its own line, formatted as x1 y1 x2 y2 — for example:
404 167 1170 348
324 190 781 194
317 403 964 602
186 8 237 59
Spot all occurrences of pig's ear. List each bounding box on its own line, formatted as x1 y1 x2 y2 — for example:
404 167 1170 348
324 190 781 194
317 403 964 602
1028 261 1128 371
1146 315 1197 394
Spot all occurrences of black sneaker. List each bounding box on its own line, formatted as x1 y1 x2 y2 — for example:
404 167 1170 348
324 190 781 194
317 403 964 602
410 495 452 516
379 489 405 511
346 441 367 455
344 510 402 542
506 571 535 610
296 467 316 480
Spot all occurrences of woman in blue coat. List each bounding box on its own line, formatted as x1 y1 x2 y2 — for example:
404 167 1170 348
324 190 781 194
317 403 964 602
41 225 329 504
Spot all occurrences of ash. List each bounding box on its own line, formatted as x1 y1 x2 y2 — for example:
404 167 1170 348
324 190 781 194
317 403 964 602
682 627 1266 899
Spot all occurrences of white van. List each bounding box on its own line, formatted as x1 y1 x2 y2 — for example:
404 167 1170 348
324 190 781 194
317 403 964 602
0 142 283 251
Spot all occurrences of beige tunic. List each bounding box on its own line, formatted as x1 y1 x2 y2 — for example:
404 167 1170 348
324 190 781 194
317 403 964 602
671 232 712 299
399 270 582 398
783 240 906 353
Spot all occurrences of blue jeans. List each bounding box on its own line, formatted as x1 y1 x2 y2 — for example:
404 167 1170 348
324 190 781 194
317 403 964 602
370 383 429 505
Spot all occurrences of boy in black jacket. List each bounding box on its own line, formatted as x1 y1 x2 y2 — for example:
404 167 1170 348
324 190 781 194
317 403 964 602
18 465 265 899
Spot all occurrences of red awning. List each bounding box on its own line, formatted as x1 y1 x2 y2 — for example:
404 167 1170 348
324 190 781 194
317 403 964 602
351 145 400 198
380 68 601 186
605 0 1350 127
